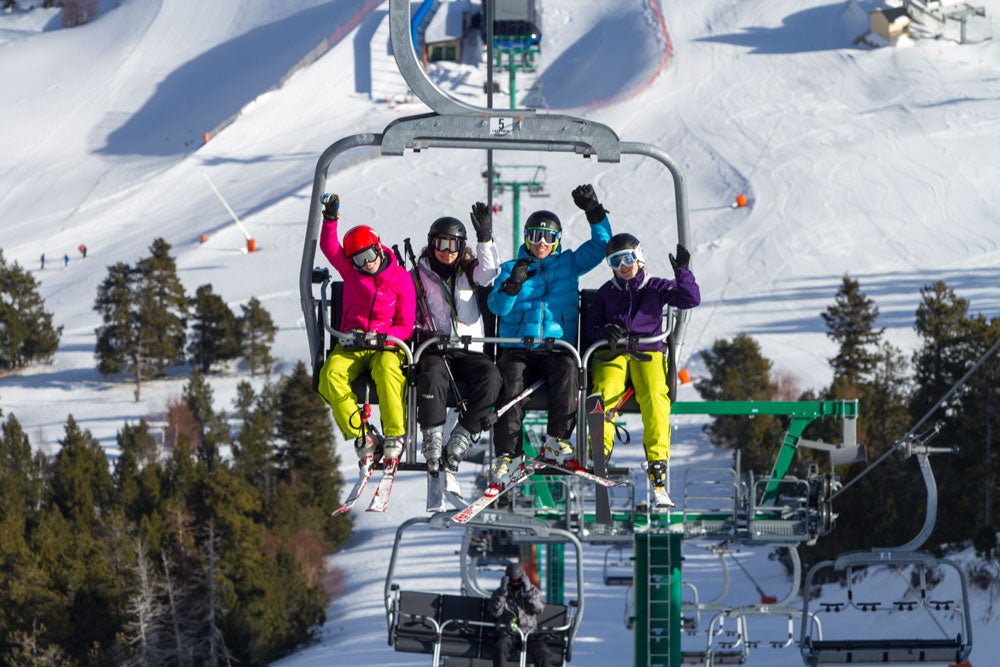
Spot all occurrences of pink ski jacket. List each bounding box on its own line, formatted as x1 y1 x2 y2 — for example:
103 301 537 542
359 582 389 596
320 219 416 343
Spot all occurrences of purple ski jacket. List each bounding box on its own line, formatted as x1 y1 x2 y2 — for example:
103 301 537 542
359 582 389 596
320 218 416 343
587 267 701 351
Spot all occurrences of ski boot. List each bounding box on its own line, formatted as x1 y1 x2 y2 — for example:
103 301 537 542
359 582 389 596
354 424 382 459
491 454 523 487
421 426 444 475
382 435 405 462
421 426 447 512
543 436 580 469
443 424 474 499
647 459 674 509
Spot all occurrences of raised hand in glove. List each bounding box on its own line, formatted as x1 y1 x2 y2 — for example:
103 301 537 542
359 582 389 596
669 243 690 270
571 184 608 224
470 202 493 242
321 193 340 221
501 258 537 295
604 323 626 348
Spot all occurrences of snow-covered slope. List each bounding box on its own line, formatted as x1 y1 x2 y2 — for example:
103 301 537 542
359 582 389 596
2 1 999 665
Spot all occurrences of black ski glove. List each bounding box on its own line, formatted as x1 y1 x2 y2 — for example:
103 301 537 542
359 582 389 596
604 323 626 348
321 193 340 221
470 201 493 242
669 243 690 270
501 258 537 295
572 184 608 224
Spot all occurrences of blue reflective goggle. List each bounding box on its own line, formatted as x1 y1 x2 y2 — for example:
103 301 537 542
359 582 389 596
607 250 639 269
525 228 560 245
350 245 381 267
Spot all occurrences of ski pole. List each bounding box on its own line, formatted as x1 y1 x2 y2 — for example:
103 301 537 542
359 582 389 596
403 238 468 416
605 387 634 423
605 387 634 445
481 379 545 429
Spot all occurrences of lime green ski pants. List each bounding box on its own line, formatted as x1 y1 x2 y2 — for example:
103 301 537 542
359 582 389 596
591 350 671 462
317 345 407 440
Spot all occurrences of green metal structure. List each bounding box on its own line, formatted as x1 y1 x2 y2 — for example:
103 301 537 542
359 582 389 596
486 163 547 247
491 36 540 109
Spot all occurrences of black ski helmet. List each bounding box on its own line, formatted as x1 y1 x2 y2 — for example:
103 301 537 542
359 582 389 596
427 216 467 253
605 232 645 266
428 216 467 242
524 210 562 233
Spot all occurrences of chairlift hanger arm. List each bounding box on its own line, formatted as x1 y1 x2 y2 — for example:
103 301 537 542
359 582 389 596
381 111 622 161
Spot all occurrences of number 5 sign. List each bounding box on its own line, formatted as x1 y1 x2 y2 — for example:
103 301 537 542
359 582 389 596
489 117 519 136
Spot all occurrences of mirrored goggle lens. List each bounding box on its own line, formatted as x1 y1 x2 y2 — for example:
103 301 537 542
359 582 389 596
525 228 560 245
433 236 461 252
350 245 381 267
607 251 638 269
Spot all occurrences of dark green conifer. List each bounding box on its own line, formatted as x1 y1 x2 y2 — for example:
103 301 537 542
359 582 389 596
240 297 277 377
0 249 62 370
188 284 242 373
695 333 783 473
135 238 188 378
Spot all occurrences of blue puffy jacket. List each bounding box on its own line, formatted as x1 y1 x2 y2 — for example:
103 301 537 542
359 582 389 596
488 217 612 347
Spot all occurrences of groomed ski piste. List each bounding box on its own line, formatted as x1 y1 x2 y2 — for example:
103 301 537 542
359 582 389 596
2 1 999 666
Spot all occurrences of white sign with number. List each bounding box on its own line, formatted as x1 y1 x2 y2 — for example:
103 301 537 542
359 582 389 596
489 117 518 136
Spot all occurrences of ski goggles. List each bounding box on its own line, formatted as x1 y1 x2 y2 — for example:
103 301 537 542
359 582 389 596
350 245 381 267
607 250 640 269
525 228 560 245
432 235 462 253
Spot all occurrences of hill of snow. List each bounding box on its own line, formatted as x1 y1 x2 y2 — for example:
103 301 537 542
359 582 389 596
2 1 999 665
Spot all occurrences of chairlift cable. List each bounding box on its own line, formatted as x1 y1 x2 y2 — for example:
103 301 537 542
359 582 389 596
833 335 1000 501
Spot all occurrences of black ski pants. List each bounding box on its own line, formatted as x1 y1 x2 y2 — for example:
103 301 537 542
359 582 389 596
492 632 551 667
493 348 578 457
417 349 501 434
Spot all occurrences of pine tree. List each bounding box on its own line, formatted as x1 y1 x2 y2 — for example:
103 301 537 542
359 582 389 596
41 417 130 663
911 281 972 415
821 275 883 385
0 249 62 370
231 380 278 499
0 412 53 658
94 260 140 379
94 241 189 402
182 369 230 471
0 410 44 522
135 238 188 379
48 415 115 522
695 333 784 473
240 297 276 377
912 283 1000 555
114 420 165 533
276 362 348 547
188 284 242 373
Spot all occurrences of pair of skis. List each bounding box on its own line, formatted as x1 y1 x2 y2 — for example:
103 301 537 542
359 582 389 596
332 455 400 516
426 467 465 512
449 446 620 526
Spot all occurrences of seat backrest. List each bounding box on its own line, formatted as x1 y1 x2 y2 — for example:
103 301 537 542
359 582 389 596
394 591 441 654
438 594 487 658
535 603 568 664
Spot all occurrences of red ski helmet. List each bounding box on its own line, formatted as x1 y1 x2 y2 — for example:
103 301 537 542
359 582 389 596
343 225 381 257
